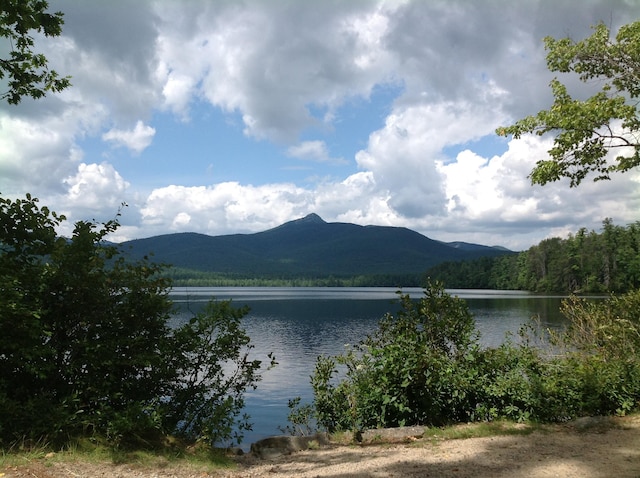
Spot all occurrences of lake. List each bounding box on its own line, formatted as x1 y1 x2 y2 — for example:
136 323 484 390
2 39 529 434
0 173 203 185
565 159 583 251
169 287 569 448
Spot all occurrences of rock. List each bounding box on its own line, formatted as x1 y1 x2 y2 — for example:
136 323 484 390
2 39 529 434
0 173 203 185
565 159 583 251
250 433 330 459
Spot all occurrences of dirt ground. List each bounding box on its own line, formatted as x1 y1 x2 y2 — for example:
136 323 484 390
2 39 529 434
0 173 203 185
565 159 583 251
3 415 640 478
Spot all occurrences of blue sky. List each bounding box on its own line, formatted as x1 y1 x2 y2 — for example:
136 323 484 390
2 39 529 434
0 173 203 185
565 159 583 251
2 0 640 250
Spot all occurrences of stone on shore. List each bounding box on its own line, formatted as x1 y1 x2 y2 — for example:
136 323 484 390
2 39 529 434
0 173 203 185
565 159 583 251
250 433 330 459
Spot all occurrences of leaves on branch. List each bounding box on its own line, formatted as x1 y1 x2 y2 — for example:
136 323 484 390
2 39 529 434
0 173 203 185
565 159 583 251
497 21 640 187
1 0 71 104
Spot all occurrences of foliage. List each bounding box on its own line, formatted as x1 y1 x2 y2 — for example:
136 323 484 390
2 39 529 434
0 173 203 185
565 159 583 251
278 396 317 436
497 21 640 186
312 282 483 432
543 291 640 417
0 0 71 103
167 300 276 446
309 283 640 434
552 291 640 361
0 194 270 448
428 219 640 293
426 255 519 290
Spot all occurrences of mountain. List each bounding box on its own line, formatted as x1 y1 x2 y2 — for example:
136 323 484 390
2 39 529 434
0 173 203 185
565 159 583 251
118 214 513 279
445 241 511 252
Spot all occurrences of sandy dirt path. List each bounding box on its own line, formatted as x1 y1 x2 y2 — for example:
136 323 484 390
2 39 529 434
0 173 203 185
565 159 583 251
3 416 640 478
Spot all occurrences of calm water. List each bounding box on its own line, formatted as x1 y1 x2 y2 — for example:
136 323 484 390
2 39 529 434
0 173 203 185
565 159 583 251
169 287 568 447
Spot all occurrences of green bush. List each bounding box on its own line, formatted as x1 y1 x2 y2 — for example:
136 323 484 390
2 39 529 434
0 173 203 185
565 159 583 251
0 194 272 448
546 292 640 417
312 282 483 432
167 300 275 446
310 283 640 434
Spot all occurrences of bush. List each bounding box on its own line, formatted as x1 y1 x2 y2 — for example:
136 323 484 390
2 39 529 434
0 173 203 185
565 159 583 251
0 194 272 448
167 300 276 446
312 282 483 432
546 293 640 417
309 283 640 434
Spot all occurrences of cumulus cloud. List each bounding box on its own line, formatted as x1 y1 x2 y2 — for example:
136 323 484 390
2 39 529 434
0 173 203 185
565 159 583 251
354 93 511 218
51 0 161 121
153 1 399 141
434 134 640 248
141 182 314 235
136 173 395 240
286 141 346 165
0 112 84 195
62 162 130 211
102 121 156 154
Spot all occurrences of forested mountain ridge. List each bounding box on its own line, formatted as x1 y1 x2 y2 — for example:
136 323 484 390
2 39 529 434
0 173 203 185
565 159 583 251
427 219 640 293
119 214 512 284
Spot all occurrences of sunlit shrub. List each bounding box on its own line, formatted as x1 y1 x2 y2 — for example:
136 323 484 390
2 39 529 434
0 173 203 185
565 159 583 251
309 284 640 435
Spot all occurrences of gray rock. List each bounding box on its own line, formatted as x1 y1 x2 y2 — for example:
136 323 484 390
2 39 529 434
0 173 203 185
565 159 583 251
250 433 330 459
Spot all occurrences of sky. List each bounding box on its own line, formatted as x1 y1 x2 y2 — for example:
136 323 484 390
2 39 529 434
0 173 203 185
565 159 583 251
2 0 640 251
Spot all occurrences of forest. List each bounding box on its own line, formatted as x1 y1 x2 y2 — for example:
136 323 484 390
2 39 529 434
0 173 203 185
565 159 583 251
427 219 640 293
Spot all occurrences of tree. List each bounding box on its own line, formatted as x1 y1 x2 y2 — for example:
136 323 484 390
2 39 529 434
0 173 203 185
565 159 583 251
0 0 70 104
0 194 270 447
497 21 640 187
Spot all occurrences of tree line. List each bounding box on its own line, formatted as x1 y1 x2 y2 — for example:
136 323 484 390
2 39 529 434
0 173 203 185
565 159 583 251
427 219 640 293
167 267 423 288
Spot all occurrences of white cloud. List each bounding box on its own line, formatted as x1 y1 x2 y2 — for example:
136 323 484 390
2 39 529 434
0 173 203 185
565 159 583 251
286 141 346 164
0 112 84 195
354 94 510 218
434 134 640 248
135 173 397 241
102 121 156 154
60 162 130 217
141 182 314 235
153 1 399 141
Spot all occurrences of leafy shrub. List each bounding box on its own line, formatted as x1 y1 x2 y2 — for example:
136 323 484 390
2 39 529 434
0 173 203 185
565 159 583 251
546 293 640 417
167 300 276 446
311 282 483 432
309 283 640 434
471 341 541 422
278 396 317 436
0 195 271 448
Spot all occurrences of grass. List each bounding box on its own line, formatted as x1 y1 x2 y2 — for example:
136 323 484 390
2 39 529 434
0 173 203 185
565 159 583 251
419 414 640 445
0 436 237 475
326 419 544 448
423 420 541 443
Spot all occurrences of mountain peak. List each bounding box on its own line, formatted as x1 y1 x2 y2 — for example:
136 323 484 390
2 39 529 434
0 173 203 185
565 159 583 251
294 213 326 225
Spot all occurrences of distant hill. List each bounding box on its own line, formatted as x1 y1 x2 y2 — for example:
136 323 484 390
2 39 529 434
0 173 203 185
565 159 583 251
118 213 513 281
